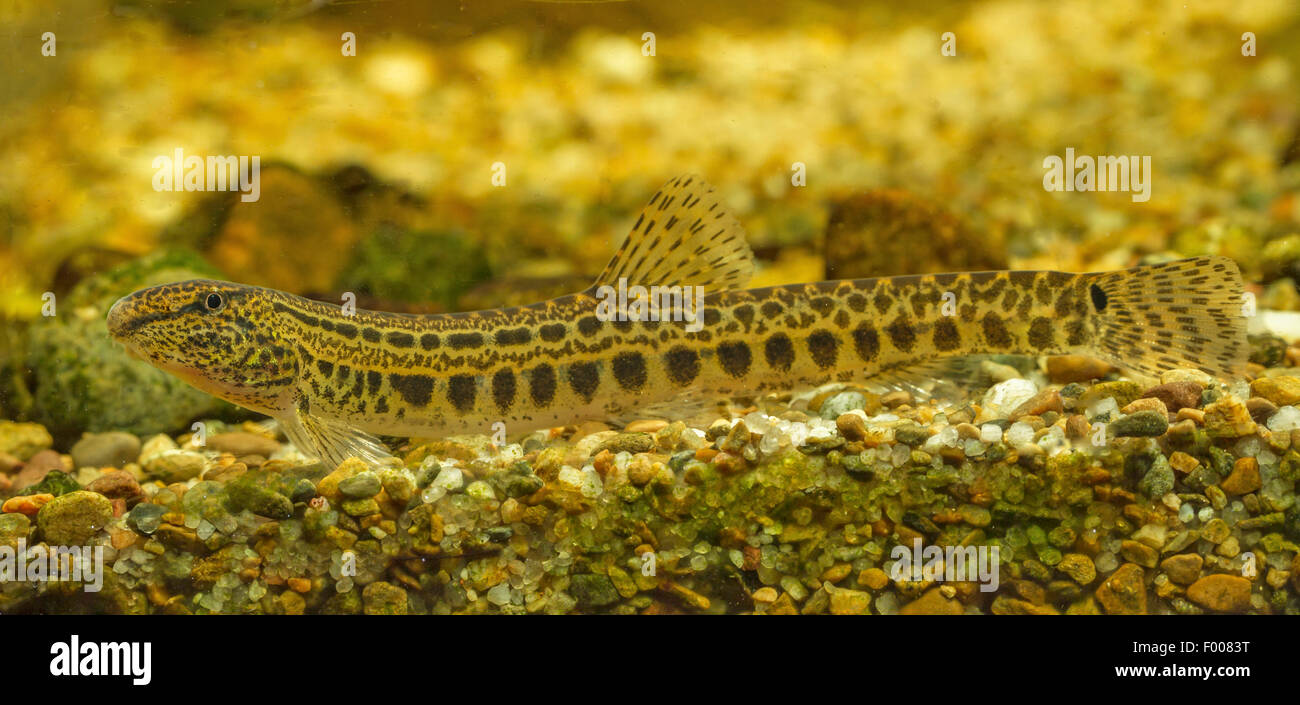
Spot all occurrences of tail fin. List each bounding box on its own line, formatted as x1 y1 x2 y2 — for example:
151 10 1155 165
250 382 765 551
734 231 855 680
1087 256 1249 381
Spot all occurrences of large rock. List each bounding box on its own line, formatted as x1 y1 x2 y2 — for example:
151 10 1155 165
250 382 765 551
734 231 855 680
36 490 114 545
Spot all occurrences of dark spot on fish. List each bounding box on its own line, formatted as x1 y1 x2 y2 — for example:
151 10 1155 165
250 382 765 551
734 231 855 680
495 327 533 346
716 341 751 377
568 361 600 401
1028 317 1055 350
390 373 434 408
386 331 414 348
448 332 484 350
760 301 783 319
852 323 879 362
612 351 647 391
664 346 700 386
1090 283 1108 312
885 317 915 353
577 316 602 337
529 364 557 407
316 360 333 377
807 330 838 368
362 328 381 343
539 323 567 343
492 369 516 412
419 333 439 350
447 374 476 412
982 313 1012 348
764 333 795 371
335 322 358 339
932 318 961 351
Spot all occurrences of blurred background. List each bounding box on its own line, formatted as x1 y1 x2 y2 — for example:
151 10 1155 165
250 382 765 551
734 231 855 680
1 0 1299 442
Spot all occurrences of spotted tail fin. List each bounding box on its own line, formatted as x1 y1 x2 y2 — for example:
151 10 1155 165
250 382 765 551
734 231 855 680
1087 256 1249 381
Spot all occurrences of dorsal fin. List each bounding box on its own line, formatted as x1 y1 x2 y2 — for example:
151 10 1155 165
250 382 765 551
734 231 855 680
591 174 755 292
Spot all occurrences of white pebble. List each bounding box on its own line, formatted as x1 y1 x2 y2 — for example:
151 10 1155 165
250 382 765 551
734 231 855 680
979 424 1003 444
1267 405 1300 432
1005 421 1036 447
433 466 464 491
982 378 1038 417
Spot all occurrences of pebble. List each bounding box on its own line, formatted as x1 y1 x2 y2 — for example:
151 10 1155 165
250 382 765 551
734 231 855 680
835 412 869 441
339 471 382 498
0 421 53 461
1056 553 1097 585
2 493 54 517
1245 397 1278 424
1045 355 1114 383
144 449 206 483
206 432 281 458
1220 457 1261 495
70 432 141 469
982 379 1038 418
1112 410 1169 437
1249 375 1300 406
1266 405 1300 432
1203 398 1257 439
1009 388 1062 421
1094 563 1147 615
624 419 669 434
11 450 66 491
85 470 143 504
36 490 114 545
1141 381 1203 413
828 587 872 615
1120 540 1158 568
898 587 963 615
1080 381 1142 409
1186 574 1252 612
1160 554 1203 585
859 568 889 590
819 391 870 419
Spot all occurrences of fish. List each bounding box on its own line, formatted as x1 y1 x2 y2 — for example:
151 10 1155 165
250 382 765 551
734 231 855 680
107 174 1250 467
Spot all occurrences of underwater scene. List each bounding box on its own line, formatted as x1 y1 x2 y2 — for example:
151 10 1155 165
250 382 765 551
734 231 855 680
2 0 1300 626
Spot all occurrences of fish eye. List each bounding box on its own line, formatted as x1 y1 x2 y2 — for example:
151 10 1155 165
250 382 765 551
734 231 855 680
204 292 225 312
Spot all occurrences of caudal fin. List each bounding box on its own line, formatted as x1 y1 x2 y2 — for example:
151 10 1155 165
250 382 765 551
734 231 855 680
1087 256 1249 381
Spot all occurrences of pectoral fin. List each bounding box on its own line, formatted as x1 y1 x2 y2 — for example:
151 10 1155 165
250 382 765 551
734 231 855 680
280 404 393 468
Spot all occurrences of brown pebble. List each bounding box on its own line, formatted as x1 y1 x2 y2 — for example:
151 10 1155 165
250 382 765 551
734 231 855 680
880 390 912 408
1141 381 1203 413
1046 355 1115 384
86 470 143 504
1121 397 1167 416
835 412 869 442
1186 574 1252 612
1221 457 1261 495
1245 397 1279 424
625 419 669 434
1009 389 1063 421
1065 414 1090 439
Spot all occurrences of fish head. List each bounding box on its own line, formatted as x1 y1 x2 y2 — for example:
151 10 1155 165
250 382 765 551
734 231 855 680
107 279 298 414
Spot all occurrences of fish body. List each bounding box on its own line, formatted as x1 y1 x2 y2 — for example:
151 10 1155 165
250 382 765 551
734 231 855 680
108 175 1249 466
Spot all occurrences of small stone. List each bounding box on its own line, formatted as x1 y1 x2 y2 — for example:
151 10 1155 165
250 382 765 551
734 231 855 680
1167 451 1199 474
362 581 409 615
898 587 963 615
1137 455 1174 498
70 432 141 469
1120 540 1158 568
1203 398 1257 439
127 503 166 535
752 587 778 603
1249 375 1300 406
819 391 870 419
1267 405 1300 432
1057 553 1097 585
859 568 889 590
36 490 114 545
1112 410 1169 437
1046 355 1115 383
1009 388 1063 421
85 470 143 504
0 421 53 460
1080 381 1143 409
1220 457 1261 495
144 450 207 483
206 432 280 458
1245 397 1278 424
1141 381 1203 413
828 587 872 615
0 513 31 549
1094 563 1147 615
982 378 1038 418
570 574 620 609
338 471 382 498
1121 397 1167 415
594 432 655 456
624 419 669 434
2 493 54 517
1160 554 1203 585
340 498 380 517
1201 518 1230 544
880 390 912 408
835 412 869 442
1186 574 1252 613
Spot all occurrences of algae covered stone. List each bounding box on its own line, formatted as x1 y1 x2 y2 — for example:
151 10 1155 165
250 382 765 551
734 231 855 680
36 490 114 545
0 421 53 460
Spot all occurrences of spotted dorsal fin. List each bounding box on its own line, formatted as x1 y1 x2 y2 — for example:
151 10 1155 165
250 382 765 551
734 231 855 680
591 174 755 292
